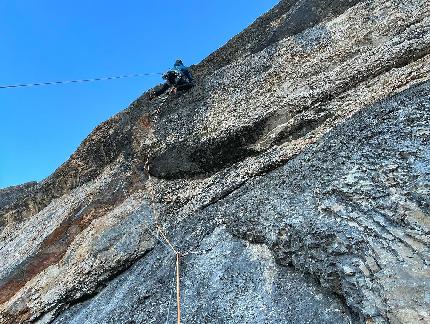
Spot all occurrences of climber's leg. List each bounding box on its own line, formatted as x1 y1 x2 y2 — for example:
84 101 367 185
149 83 170 99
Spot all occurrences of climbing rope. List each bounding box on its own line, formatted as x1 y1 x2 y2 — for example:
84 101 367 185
143 103 213 323
0 72 162 89
144 159 183 324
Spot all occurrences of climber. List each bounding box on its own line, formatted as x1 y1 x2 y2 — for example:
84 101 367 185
149 59 194 99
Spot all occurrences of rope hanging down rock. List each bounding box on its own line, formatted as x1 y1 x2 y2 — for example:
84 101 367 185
144 162 210 324
143 107 212 323
144 159 183 324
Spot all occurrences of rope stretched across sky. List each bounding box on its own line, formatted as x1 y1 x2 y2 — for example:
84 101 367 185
0 72 163 89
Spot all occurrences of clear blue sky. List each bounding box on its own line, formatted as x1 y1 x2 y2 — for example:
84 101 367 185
0 0 278 189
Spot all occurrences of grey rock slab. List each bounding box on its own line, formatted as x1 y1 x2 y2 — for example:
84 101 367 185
52 228 353 324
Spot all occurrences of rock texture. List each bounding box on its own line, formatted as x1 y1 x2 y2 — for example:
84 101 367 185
1 0 429 323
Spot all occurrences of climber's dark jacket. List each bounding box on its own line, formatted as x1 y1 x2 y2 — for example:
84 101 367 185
172 61 193 84
150 60 194 99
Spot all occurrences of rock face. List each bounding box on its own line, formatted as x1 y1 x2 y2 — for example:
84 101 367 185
1 0 429 323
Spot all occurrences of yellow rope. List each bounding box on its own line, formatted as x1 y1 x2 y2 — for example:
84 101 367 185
176 253 181 324
145 159 182 324
143 109 212 323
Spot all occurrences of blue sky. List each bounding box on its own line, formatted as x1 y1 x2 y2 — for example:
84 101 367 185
0 0 278 188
